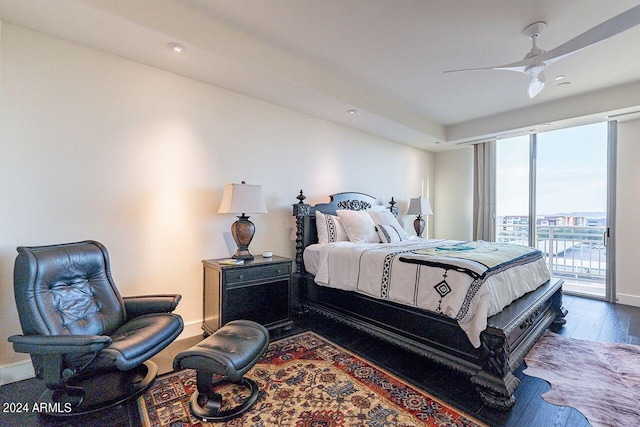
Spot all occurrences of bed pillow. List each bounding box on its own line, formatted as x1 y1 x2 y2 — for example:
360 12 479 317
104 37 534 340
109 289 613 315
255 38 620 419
316 211 349 244
336 210 379 243
376 224 404 243
367 209 409 240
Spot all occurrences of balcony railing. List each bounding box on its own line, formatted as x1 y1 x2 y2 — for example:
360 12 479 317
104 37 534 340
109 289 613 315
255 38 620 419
496 224 607 296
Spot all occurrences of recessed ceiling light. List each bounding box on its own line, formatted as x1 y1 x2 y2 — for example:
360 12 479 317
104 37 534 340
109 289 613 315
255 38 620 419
168 42 186 54
554 75 565 81
557 81 571 86
347 109 357 115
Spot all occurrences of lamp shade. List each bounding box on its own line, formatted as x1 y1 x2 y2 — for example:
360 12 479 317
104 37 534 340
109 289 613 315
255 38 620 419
407 197 433 216
218 182 268 215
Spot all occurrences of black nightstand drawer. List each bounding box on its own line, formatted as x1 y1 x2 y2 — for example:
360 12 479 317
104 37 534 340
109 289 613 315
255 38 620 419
223 263 291 286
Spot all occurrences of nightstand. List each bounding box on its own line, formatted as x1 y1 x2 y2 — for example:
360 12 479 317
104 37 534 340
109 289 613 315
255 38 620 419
202 255 293 336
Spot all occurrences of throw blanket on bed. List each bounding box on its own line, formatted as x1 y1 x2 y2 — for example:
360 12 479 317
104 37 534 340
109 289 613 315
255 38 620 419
311 239 550 348
408 240 543 273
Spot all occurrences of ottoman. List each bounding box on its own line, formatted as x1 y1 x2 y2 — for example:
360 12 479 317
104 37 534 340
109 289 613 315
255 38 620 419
173 320 269 422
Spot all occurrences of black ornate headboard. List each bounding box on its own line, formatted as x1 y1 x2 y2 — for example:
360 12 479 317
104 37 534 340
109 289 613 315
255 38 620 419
291 190 398 276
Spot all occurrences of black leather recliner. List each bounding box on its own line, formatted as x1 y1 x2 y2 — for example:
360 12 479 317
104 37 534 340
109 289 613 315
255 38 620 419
8 240 184 416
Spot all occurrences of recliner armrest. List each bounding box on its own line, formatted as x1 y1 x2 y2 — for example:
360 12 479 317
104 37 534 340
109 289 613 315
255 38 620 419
8 334 112 355
124 294 182 319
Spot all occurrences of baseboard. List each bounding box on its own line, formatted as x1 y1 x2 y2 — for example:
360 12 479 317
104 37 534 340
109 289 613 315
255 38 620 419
0 320 204 386
0 359 35 386
616 293 640 308
179 319 205 340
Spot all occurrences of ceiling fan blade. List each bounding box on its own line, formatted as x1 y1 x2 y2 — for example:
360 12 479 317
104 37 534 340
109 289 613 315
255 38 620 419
527 69 546 98
444 66 500 73
537 4 640 65
445 58 546 97
444 58 533 74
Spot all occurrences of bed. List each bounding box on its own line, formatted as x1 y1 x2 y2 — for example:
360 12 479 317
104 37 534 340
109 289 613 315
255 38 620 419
291 191 566 410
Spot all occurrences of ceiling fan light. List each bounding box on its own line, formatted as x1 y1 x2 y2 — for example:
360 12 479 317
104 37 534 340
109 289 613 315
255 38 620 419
527 70 546 98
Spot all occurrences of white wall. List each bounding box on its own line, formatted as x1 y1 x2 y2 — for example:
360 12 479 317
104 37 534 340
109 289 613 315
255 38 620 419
615 118 640 306
0 24 433 382
433 147 474 241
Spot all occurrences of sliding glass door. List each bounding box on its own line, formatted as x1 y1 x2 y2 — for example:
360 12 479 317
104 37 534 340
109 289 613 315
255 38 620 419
536 124 609 298
496 122 612 299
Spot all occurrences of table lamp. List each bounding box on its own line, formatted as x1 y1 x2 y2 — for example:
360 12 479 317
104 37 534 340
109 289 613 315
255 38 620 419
407 197 433 238
218 181 267 260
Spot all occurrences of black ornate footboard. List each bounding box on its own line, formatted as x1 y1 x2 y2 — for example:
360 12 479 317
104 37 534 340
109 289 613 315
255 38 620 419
291 190 566 409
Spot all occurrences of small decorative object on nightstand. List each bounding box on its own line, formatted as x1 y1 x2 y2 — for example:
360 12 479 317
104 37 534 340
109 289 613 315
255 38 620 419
202 255 293 336
407 197 433 238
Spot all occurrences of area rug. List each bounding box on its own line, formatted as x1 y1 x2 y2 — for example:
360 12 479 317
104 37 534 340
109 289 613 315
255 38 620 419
137 331 485 426
523 331 640 427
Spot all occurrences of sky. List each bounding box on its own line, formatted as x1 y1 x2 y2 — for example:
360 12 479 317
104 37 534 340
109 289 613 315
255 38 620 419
496 121 608 217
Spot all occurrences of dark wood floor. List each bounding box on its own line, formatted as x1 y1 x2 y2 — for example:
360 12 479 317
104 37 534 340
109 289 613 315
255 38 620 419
2 294 639 426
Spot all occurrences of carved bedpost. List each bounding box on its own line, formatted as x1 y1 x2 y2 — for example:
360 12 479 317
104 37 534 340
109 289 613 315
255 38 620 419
473 332 519 410
551 288 568 329
388 197 398 217
292 190 311 313
292 190 310 274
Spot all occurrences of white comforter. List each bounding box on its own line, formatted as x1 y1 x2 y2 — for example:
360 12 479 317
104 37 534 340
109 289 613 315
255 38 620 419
304 239 551 348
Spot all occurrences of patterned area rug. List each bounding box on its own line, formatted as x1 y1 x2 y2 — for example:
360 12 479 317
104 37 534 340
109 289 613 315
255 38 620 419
138 331 485 426
524 331 640 427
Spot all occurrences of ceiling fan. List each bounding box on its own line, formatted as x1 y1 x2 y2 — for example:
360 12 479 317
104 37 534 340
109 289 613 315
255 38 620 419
445 5 640 98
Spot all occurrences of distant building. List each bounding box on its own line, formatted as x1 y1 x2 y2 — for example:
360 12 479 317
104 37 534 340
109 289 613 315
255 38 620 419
498 214 605 228
538 215 587 226
586 217 606 227
498 215 528 226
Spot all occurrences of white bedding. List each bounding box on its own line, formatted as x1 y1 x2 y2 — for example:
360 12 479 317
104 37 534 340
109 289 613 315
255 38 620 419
303 243 324 276
303 239 551 348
